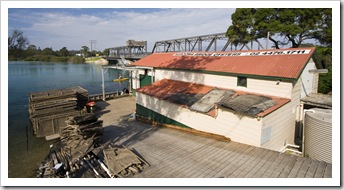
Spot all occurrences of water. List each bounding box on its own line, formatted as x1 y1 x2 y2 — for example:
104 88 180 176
8 61 128 178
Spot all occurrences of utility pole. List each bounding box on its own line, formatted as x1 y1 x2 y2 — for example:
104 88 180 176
266 32 270 49
89 40 96 58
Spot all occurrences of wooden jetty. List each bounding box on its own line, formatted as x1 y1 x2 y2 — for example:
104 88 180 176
33 91 333 179
95 97 333 179
88 91 129 102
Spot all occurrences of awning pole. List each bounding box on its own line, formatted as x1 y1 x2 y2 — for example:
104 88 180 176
129 70 132 95
102 67 105 101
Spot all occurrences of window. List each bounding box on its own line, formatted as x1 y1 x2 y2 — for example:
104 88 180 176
237 76 247 87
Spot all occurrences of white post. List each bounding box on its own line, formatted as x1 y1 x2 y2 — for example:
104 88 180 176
129 70 132 95
101 67 105 101
151 68 154 84
266 31 270 49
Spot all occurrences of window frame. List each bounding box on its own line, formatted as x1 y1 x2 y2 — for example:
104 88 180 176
237 76 247 87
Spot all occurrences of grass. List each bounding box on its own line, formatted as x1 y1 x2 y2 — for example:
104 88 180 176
85 57 101 61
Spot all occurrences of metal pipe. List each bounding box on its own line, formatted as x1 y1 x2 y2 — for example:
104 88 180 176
101 67 105 101
279 143 300 153
83 157 100 177
302 109 315 157
282 148 302 155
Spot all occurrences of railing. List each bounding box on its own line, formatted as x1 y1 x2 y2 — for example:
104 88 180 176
88 91 130 101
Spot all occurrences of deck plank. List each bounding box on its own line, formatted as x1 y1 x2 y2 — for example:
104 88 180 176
206 142 244 178
287 157 304 178
296 158 312 178
158 134 217 177
323 163 332 178
220 146 257 177
261 153 287 178
97 97 333 178
305 159 320 178
314 161 326 178
253 151 280 178
227 147 262 178
244 150 274 178
278 155 297 178
268 153 290 178
213 144 253 178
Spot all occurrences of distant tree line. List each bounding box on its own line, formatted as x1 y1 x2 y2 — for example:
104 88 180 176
8 29 108 63
226 8 332 94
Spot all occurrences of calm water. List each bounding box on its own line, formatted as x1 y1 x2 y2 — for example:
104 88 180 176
8 61 128 178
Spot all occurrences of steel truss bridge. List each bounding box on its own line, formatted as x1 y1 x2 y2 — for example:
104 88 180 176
152 32 266 53
106 32 267 60
107 40 149 61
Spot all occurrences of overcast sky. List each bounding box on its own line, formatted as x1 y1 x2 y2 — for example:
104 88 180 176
8 8 235 51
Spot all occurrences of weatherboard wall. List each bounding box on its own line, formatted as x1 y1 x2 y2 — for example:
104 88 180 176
260 78 302 151
136 92 263 148
153 69 293 99
300 60 318 98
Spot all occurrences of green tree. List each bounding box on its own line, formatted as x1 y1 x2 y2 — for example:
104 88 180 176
8 29 29 50
102 48 109 56
42 47 57 56
316 46 332 94
8 29 30 59
313 8 332 47
226 8 332 49
58 47 69 57
81 46 89 58
24 44 38 57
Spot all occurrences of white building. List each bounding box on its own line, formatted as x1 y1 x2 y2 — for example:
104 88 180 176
129 47 323 151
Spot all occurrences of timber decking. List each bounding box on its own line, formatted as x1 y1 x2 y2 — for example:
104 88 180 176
96 97 332 178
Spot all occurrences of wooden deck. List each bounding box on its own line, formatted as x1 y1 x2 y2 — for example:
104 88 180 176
95 97 332 178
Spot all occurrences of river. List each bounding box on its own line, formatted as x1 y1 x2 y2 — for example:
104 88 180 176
7 61 128 178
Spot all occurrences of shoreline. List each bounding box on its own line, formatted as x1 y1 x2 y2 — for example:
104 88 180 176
85 57 109 65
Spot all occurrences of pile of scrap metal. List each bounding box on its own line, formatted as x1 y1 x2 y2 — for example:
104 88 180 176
37 115 149 178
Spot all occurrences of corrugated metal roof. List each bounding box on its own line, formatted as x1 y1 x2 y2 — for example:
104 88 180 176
132 47 316 79
136 79 213 100
137 79 290 117
301 93 332 108
190 89 234 113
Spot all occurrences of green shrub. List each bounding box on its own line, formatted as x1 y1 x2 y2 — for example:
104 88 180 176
68 56 85 63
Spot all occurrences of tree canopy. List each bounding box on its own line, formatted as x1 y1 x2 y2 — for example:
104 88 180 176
226 8 332 49
8 29 29 50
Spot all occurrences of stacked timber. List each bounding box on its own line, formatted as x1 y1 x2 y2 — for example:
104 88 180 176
28 86 88 138
60 114 104 159
37 114 104 178
37 118 150 178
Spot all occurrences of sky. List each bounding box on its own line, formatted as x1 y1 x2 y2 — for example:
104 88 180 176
8 8 235 51
1 1 342 187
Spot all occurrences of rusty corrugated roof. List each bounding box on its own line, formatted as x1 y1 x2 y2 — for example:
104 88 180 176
137 79 290 117
132 47 316 79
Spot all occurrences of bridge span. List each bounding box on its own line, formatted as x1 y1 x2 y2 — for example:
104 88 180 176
106 32 266 62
